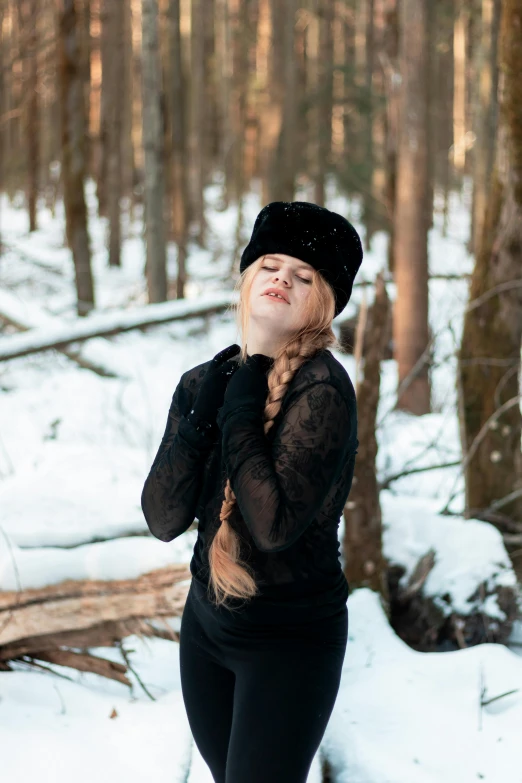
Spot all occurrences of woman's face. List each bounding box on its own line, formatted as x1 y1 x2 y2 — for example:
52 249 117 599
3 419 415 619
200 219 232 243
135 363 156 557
248 253 315 336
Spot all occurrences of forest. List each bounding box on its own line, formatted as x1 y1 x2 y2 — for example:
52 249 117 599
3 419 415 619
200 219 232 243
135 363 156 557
0 1 521 782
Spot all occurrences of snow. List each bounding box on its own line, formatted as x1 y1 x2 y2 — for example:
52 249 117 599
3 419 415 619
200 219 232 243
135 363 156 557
1 177 521 782
381 492 516 618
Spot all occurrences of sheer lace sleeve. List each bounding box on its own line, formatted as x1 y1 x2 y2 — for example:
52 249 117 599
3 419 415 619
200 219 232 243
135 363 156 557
141 372 214 542
217 381 355 553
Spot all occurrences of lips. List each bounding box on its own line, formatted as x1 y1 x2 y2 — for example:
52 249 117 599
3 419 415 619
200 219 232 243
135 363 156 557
262 287 290 304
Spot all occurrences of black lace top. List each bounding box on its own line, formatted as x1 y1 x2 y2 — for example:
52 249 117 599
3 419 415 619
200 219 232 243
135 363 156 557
141 349 358 621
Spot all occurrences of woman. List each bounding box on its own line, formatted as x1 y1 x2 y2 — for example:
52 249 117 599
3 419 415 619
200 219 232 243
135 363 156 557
141 201 363 783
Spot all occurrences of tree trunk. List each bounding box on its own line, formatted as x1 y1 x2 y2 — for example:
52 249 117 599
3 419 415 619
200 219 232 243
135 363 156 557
215 0 233 207
275 0 298 202
261 0 285 204
17 0 39 231
96 0 110 215
130 0 144 214
457 0 522 539
343 273 391 601
168 0 189 298
141 0 167 302
453 2 468 172
312 0 333 206
470 0 501 255
57 0 95 316
331 1 346 164
231 0 254 203
103 0 124 266
382 0 399 273
393 0 430 414
188 0 207 245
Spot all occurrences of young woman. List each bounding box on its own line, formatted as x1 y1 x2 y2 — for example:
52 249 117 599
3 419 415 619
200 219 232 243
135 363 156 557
141 201 363 783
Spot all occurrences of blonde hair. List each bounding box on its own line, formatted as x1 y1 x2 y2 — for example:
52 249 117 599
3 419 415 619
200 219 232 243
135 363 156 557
207 255 339 608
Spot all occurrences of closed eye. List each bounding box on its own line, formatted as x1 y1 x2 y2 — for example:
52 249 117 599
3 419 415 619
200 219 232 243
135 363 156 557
262 266 312 284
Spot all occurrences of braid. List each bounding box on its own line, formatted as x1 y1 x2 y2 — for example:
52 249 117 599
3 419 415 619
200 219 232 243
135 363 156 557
207 264 338 608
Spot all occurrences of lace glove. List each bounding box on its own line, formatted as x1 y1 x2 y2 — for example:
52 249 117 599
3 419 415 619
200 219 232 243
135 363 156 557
186 343 241 439
217 353 274 428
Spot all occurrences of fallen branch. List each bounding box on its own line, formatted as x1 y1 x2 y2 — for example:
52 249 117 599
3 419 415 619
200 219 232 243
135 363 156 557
25 649 132 686
0 291 237 361
0 563 192 685
0 562 190 646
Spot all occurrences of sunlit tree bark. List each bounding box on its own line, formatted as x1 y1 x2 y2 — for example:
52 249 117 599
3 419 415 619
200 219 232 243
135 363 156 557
17 0 39 231
393 0 431 414
168 0 189 298
104 0 124 266
57 0 95 315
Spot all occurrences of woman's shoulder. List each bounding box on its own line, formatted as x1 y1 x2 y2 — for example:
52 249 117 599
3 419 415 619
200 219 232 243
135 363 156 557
284 348 356 409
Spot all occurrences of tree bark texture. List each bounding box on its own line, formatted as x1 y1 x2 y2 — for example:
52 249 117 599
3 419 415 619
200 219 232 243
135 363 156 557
343 273 391 601
141 0 167 302
17 0 39 231
312 0 333 206
188 0 207 244
471 0 501 255
458 0 522 534
103 0 124 266
393 0 430 414
0 563 191 683
58 0 95 316
168 0 189 298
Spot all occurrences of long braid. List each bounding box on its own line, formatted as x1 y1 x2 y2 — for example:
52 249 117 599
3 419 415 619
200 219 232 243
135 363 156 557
207 266 338 607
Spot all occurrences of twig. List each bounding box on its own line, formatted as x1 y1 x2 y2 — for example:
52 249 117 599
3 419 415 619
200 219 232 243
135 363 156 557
379 460 461 490
118 642 156 701
481 688 519 707
440 395 522 515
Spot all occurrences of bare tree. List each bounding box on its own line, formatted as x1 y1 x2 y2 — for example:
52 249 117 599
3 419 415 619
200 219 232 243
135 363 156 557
103 0 124 266
343 273 391 600
141 0 167 302
188 0 206 245
57 0 95 316
393 0 430 414
17 0 39 231
312 0 333 206
470 0 501 255
168 0 189 299
458 0 522 533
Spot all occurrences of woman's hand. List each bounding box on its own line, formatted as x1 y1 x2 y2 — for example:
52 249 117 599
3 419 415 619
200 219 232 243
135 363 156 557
223 353 274 410
188 344 241 429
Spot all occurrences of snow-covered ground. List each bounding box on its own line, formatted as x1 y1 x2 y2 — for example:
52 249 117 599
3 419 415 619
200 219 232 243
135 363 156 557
1 176 521 782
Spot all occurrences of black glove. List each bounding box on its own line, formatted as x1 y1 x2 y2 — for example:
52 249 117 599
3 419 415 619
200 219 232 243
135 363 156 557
222 353 274 411
186 344 241 437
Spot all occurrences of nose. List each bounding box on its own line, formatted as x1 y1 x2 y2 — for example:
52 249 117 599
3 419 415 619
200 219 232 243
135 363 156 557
271 268 291 287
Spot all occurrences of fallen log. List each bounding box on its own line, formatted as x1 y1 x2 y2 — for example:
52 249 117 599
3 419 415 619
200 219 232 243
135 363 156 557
0 291 237 361
0 563 192 684
0 288 119 377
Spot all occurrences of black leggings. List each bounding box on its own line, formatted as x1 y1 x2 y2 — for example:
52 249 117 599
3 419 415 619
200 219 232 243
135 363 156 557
179 579 348 783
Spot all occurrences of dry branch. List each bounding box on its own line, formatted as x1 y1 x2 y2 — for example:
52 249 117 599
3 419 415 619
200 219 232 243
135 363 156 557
0 563 191 683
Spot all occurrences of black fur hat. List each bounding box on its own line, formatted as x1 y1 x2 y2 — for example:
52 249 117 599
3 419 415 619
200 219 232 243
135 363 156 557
240 201 363 317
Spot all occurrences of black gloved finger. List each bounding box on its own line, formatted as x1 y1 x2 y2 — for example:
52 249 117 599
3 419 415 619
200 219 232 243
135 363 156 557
223 352 273 410
211 343 241 367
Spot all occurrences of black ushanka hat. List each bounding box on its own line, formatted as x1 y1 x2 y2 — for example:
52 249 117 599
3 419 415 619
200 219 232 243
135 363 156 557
240 201 363 317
